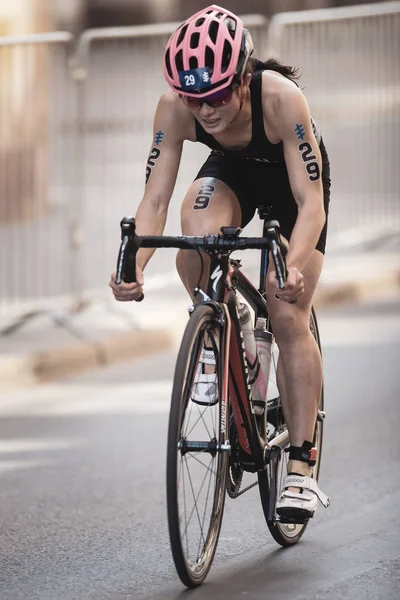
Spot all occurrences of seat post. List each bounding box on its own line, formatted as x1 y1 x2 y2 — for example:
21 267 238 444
258 207 271 295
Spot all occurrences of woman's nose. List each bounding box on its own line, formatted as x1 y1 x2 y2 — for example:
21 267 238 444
199 102 216 117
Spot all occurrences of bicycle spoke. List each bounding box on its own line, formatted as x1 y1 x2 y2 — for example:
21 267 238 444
197 456 214 561
181 456 213 549
185 451 217 476
184 403 216 440
181 453 189 558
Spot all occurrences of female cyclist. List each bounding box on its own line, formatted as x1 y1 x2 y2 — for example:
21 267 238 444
110 4 331 520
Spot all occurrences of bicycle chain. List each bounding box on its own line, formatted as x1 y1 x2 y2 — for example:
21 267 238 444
229 479 259 498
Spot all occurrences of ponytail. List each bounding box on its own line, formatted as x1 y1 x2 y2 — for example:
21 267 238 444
248 57 300 86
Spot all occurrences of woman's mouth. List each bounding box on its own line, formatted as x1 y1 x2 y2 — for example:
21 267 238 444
202 118 221 127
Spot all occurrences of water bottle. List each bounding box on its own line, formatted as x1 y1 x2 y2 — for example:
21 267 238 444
238 303 259 386
253 318 273 410
238 305 273 414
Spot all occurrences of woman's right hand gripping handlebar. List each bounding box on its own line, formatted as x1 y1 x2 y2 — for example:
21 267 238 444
109 266 144 302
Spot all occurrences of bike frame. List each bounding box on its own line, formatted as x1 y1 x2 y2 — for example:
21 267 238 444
116 215 290 481
199 219 290 474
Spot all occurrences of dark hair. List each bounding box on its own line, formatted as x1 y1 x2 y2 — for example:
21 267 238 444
246 57 300 86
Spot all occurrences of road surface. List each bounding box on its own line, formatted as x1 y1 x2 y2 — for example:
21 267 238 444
0 292 399 599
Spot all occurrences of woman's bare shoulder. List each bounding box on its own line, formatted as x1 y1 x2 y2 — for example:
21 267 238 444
156 89 196 142
261 70 305 116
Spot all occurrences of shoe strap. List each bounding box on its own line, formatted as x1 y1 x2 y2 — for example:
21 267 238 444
283 475 330 508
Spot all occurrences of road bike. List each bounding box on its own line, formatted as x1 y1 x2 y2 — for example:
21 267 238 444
115 211 325 588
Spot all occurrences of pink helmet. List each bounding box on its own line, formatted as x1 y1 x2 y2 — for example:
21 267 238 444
164 4 253 98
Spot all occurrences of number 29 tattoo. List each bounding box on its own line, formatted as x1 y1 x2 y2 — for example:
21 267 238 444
145 130 165 184
295 125 321 182
145 147 161 184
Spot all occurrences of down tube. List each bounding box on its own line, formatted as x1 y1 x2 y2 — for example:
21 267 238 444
219 302 231 429
225 291 265 471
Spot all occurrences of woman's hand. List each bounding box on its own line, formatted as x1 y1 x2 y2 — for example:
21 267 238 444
109 267 144 302
269 266 304 303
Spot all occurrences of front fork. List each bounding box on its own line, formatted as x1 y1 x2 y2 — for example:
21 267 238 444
187 298 231 453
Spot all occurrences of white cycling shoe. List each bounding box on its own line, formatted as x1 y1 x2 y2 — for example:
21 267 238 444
276 474 330 520
191 347 218 406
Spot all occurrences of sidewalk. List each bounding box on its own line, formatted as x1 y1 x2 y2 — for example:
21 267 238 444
0 239 399 393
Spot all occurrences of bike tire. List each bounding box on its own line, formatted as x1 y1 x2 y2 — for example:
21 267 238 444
166 304 229 587
258 307 324 546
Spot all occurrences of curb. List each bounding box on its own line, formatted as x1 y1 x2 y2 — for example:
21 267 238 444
1 328 177 393
1 272 399 394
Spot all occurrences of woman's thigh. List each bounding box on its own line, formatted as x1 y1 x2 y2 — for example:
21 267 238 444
180 176 242 234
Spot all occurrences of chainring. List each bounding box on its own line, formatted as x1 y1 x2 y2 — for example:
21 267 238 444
226 412 244 498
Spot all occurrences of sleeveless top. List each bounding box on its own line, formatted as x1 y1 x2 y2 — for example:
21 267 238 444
195 69 321 165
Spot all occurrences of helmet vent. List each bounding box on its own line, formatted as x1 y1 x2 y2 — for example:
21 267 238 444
190 32 200 49
175 49 184 72
165 48 172 78
205 46 215 73
195 18 205 27
208 21 219 44
221 40 232 73
224 17 237 40
189 57 198 70
177 24 188 46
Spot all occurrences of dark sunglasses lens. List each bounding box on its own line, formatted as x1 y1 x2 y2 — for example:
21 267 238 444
182 86 234 109
206 87 233 107
184 96 201 108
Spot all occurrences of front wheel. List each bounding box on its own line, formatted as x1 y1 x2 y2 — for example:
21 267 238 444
258 307 324 546
166 304 229 587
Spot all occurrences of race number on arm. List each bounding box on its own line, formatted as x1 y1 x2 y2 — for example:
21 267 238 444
133 91 194 272
271 86 325 270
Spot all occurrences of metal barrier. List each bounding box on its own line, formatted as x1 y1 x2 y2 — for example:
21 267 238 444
0 32 77 322
267 1 400 237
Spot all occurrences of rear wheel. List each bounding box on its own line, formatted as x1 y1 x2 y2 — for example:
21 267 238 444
258 307 324 546
166 304 229 587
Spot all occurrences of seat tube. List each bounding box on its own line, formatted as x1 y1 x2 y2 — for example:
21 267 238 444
259 220 270 295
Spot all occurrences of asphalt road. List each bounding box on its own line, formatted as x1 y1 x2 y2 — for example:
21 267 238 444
0 292 399 600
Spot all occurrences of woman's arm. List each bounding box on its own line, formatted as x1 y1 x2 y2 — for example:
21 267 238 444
270 85 325 273
110 90 194 301
135 90 193 271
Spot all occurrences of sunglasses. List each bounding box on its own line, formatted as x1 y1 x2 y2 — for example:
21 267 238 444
181 84 238 109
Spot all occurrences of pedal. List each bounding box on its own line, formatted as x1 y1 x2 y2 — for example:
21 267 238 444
274 516 310 525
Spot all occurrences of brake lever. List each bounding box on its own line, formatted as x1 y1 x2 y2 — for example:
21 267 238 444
115 216 144 302
270 239 286 290
268 226 298 304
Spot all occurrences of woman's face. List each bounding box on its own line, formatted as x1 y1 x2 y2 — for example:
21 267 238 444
181 77 249 134
195 92 241 133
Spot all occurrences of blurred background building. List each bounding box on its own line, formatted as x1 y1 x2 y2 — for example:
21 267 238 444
0 0 399 327
73 0 378 27
0 0 387 32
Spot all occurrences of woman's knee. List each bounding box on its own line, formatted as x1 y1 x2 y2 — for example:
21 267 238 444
268 302 310 345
